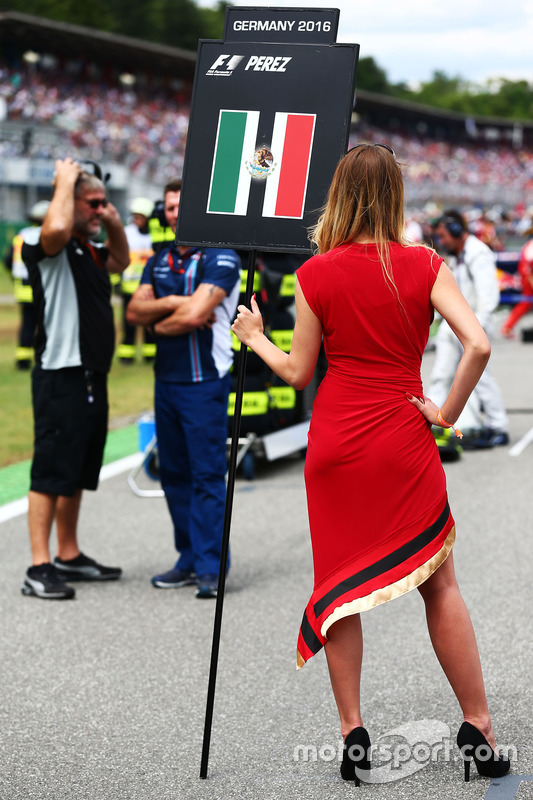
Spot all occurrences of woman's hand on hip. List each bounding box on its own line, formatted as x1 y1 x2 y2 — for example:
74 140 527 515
406 393 440 426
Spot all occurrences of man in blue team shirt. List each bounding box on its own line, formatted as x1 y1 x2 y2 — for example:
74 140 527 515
127 180 241 598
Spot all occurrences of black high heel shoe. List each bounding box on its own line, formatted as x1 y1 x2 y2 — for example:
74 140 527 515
340 726 371 786
457 721 510 782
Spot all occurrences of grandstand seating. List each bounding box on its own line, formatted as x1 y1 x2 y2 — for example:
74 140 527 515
0 61 190 187
349 125 533 208
1 55 533 213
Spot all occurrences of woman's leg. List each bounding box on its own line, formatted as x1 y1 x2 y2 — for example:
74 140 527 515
324 613 364 739
418 552 496 747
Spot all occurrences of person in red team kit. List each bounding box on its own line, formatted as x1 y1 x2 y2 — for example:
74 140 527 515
501 222 533 337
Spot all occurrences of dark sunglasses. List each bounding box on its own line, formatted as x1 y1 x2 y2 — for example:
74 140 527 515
346 142 396 158
78 197 108 209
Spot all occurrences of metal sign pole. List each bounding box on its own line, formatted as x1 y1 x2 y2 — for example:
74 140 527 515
176 4 359 782
200 249 256 779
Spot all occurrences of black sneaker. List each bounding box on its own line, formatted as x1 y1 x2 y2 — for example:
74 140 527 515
462 428 510 449
487 430 510 447
195 573 219 599
54 552 122 581
460 429 494 450
22 563 75 599
151 567 196 589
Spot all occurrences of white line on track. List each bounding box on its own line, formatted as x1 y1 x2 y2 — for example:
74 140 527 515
0 453 142 525
509 426 533 457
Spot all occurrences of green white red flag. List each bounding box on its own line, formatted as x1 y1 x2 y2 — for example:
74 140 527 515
207 109 316 219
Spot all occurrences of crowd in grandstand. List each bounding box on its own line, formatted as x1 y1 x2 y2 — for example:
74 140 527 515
0 60 190 186
1 59 533 210
349 125 533 209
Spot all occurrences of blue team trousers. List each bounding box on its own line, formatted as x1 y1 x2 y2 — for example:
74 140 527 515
154 375 230 577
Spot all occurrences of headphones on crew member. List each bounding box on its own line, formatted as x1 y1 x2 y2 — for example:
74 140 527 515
79 160 112 185
440 215 466 238
151 199 168 227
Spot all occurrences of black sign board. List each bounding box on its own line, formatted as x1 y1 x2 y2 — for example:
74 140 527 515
177 7 358 253
223 6 339 44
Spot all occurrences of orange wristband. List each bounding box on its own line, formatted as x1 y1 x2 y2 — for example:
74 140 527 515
437 410 463 439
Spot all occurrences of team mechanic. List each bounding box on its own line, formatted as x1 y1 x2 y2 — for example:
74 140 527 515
126 179 241 599
21 158 129 600
6 201 50 369
429 210 509 448
118 197 156 363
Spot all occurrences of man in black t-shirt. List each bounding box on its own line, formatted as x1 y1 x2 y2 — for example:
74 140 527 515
21 158 130 600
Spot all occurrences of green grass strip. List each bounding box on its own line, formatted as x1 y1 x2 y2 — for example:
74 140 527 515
0 460 31 506
102 424 139 465
0 423 139 506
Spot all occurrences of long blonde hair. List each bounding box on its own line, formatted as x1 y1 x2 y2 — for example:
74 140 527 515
309 143 412 299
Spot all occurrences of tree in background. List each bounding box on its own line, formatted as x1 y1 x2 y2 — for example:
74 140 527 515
5 0 116 30
477 79 533 119
391 71 533 120
3 0 228 51
355 56 390 95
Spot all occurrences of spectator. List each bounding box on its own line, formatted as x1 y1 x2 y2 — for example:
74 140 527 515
126 180 241 599
0 60 190 186
21 158 129 600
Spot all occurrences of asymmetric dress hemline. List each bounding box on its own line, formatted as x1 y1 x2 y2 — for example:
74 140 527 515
295 242 455 669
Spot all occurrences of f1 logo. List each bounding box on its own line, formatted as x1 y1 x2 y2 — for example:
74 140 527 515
208 54 244 72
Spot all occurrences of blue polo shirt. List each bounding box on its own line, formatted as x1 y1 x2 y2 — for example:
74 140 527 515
141 245 241 383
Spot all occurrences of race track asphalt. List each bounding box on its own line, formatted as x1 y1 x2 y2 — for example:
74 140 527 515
1 312 532 800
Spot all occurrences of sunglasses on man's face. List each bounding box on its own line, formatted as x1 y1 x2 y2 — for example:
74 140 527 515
346 142 396 158
78 197 108 209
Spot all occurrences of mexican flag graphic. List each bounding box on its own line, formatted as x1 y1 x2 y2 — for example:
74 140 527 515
207 110 260 216
207 109 316 219
262 112 316 219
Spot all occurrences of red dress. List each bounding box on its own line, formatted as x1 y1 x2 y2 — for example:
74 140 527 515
296 242 455 668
